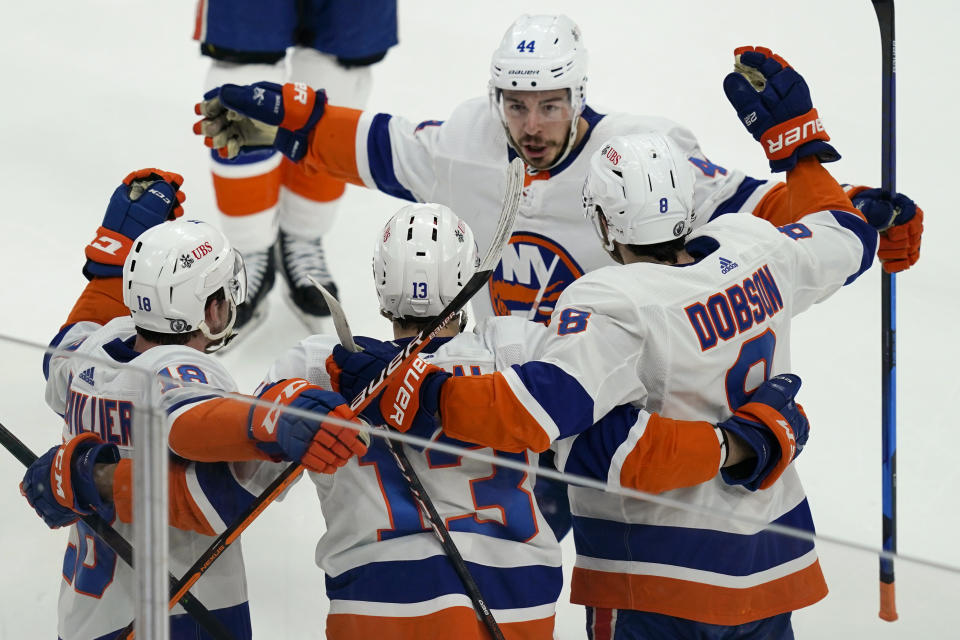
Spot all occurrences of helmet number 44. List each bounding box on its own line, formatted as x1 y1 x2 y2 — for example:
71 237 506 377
516 40 535 53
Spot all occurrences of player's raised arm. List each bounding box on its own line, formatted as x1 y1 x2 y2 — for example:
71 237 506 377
45 170 186 411
728 46 924 271
62 169 186 329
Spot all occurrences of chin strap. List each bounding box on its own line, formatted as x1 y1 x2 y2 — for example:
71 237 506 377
200 298 238 353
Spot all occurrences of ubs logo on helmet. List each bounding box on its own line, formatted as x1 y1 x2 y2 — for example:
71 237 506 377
489 232 583 324
600 145 620 165
192 241 214 260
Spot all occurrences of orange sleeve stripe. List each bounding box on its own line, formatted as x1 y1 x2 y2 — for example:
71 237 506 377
112 458 217 535
168 397 271 462
439 374 552 453
211 164 282 216
281 156 347 202
326 608 555 640
753 157 861 225
304 105 365 186
620 416 721 494
63 277 129 328
571 560 827 625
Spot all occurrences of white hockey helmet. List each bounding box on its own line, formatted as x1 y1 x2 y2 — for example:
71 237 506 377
373 203 479 320
583 133 696 250
122 219 246 348
489 14 588 169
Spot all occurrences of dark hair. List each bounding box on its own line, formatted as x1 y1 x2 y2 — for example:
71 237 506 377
134 289 226 345
380 309 466 333
624 237 686 264
380 310 435 332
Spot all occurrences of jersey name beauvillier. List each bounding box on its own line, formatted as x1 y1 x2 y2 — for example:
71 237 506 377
44 316 252 640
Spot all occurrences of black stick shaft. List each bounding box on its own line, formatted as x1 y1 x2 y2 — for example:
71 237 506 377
871 0 899 623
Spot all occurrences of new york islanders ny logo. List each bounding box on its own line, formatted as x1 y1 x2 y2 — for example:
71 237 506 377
489 232 583 324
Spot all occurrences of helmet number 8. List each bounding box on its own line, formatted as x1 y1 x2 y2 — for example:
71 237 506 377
659 198 669 213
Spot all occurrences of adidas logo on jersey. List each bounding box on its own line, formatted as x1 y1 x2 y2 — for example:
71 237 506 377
79 367 95 385
719 257 739 274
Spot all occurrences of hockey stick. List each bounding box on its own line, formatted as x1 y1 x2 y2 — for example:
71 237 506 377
0 421 236 640
154 157 524 633
871 0 899 622
309 275 505 639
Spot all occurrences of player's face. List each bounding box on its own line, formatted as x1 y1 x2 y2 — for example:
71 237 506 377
500 89 573 169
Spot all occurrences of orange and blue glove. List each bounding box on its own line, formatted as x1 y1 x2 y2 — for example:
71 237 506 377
20 433 120 529
847 186 924 273
194 81 326 162
248 378 368 473
724 46 839 173
327 337 450 437
83 169 185 279
719 374 809 491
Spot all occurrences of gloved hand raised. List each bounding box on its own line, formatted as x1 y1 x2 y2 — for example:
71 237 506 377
847 186 924 273
248 378 368 473
84 168 185 279
719 373 809 491
724 46 839 172
194 81 326 162
20 433 120 528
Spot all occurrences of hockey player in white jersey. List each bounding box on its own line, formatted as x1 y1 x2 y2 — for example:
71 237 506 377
50 202 809 640
19 170 367 640
194 14 922 327
328 47 880 639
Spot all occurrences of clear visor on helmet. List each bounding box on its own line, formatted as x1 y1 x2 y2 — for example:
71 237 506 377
495 88 575 124
582 182 612 251
202 249 246 306
228 250 247 306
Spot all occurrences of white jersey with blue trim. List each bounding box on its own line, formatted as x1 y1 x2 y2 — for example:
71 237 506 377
262 316 562 632
44 316 254 640
351 97 772 324
513 208 876 623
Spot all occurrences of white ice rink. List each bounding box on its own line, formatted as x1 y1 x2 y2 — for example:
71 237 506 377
1 1 958 638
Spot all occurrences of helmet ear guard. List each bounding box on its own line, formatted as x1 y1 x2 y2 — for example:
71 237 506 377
489 14 588 169
583 133 697 250
122 219 246 351
373 203 479 322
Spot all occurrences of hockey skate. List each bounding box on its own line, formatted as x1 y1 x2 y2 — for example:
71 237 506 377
277 230 336 333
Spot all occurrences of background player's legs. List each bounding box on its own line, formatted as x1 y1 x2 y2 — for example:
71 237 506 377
204 59 285 335
196 0 297 337
278 48 375 331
